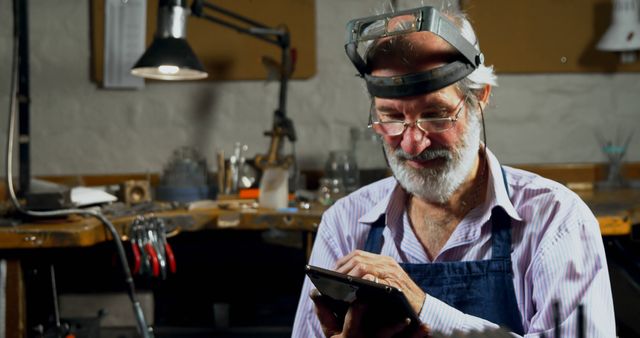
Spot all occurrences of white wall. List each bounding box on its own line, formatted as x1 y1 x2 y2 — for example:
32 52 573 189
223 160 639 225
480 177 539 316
0 0 639 176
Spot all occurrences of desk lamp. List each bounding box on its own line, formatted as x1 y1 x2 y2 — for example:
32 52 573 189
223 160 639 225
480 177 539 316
597 0 640 63
131 0 297 170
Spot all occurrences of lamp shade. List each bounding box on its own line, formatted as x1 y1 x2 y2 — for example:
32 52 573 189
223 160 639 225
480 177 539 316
597 0 640 62
131 36 208 80
131 0 208 80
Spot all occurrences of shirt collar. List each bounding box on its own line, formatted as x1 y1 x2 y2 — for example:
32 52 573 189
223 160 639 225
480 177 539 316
484 148 523 221
358 180 405 225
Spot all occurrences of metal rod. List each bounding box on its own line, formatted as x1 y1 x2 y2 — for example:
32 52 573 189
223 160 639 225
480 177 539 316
200 13 280 46
202 1 269 29
278 43 289 117
50 265 62 337
15 0 30 196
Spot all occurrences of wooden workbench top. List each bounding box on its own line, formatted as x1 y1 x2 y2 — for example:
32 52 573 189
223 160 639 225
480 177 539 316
0 205 323 250
0 186 638 250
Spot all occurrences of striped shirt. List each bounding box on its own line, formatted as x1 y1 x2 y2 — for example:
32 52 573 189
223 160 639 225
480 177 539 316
292 149 616 337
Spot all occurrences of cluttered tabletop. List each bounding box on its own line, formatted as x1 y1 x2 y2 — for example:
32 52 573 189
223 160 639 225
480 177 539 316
0 199 324 250
0 186 638 250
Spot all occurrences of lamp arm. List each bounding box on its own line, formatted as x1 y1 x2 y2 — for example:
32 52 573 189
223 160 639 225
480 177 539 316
190 0 297 168
191 0 288 48
199 1 269 30
197 13 282 46
190 0 293 121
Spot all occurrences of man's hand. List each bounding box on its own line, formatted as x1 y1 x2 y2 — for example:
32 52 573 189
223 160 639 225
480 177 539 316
310 289 430 338
335 250 426 314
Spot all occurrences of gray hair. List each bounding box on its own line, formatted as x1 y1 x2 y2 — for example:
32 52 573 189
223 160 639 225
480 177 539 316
368 0 497 106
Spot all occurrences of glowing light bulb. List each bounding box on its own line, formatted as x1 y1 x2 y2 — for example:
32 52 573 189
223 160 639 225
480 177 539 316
158 65 180 75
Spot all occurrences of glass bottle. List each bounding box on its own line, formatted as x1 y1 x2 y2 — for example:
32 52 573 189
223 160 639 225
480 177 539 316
324 150 360 193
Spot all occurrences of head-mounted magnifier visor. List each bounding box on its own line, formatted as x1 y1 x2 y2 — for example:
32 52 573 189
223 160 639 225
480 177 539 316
345 6 484 98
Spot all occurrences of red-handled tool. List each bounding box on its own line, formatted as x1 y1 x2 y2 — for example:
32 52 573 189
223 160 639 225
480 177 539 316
164 242 177 273
144 243 160 277
131 241 142 274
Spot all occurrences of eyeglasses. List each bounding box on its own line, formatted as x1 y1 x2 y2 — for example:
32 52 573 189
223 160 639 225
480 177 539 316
368 96 467 136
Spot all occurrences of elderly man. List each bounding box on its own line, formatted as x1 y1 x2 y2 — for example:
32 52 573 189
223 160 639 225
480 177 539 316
292 2 616 338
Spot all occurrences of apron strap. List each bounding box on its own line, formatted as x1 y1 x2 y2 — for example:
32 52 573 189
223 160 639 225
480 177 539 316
490 167 513 260
490 207 512 260
363 216 386 254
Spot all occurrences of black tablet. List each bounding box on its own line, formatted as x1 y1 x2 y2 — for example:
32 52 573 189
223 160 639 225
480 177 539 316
305 264 420 325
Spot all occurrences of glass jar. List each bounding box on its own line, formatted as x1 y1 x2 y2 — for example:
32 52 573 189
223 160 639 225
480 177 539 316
317 177 346 206
350 127 386 170
324 150 360 193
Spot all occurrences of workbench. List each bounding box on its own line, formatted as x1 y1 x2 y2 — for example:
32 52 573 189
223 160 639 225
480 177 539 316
0 187 638 338
1 187 638 251
0 203 323 338
0 204 322 251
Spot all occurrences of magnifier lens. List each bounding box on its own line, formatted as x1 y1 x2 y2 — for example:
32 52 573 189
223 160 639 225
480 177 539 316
359 21 386 41
386 14 418 34
357 13 419 42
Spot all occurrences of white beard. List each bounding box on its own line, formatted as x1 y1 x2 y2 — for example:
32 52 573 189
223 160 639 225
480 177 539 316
384 110 481 204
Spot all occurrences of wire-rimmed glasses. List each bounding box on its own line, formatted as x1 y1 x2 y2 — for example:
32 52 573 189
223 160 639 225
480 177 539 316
368 96 467 136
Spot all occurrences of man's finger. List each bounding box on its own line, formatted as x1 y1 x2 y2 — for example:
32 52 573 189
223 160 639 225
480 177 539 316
361 273 376 282
335 250 379 272
407 323 432 338
375 317 412 338
342 300 366 337
310 289 341 337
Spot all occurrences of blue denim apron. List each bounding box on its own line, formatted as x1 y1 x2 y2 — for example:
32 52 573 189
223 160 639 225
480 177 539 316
363 184 525 334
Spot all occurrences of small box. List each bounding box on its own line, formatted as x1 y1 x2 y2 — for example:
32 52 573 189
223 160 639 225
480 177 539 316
119 180 151 204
